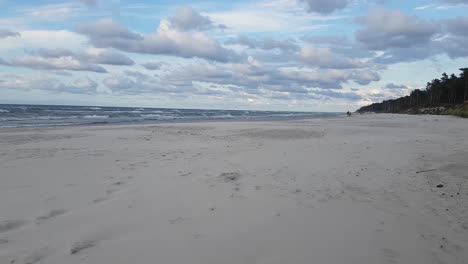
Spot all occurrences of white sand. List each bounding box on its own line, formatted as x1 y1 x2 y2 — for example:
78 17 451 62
0 114 467 264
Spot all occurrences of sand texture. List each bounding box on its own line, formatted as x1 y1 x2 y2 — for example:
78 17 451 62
0 114 467 264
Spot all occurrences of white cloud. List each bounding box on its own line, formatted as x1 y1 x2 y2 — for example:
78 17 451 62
1 2 468 110
21 3 83 21
169 6 225 31
0 30 86 52
300 45 368 69
78 0 97 8
299 0 349 14
77 18 238 62
3 56 107 73
356 8 440 50
207 3 340 33
0 74 98 94
0 29 20 38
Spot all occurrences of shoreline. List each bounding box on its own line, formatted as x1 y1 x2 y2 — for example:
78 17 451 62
0 114 346 131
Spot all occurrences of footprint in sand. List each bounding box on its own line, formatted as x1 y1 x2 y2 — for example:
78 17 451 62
168 217 185 224
70 240 97 255
69 231 109 256
219 172 241 183
92 197 109 204
0 219 28 234
112 181 125 186
179 171 192 177
381 248 399 264
35 209 68 225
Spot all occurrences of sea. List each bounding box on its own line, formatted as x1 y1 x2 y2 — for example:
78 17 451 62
0 104 344 128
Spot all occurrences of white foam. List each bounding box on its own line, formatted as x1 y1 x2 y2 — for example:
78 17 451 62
83 115 109 119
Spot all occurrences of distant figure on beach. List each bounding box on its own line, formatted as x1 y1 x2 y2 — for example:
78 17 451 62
347 111 352 117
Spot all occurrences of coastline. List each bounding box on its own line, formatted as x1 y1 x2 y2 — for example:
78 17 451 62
1 114 467 263
0 104 343 129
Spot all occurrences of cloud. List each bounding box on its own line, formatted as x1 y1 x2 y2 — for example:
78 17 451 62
103 76 137 93
0 47 136 73
430 17 468 59
301 34 375 62
5 3 455 108
299 0 349 14
76 19 143 41
0 74 98 94
351 70 380 85
141 62 164 70
365 92 388 102
366 15 468 62
71 77 98 91
82 48 135 65
311 89 362 100
442 16 468 36
225 35 298 51
169 6 225 31
99 55 378 101
35 48 75 58
384 83 408 89
0 30 86 53
348 8 468 64
78 0 97 8
355 8 440 50
103 74 198 95
301 35 350 46
437 37 468 59
181 57 380 90
0 57 8 65
76 18 238 62
33 47 134 66
2 56 107 73
437 0 468 3
21 3 82 21
277 68 373 89
0 29 20 38
300 45 368 69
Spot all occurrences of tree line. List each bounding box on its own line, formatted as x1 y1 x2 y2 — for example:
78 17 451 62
357 68 468 113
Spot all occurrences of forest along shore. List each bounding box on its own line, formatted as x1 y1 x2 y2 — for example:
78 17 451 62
357 68 468 118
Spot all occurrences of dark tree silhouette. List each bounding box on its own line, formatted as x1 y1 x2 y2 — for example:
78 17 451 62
358 68 468 114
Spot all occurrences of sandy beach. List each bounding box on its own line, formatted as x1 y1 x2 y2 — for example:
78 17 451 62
0 114 467 264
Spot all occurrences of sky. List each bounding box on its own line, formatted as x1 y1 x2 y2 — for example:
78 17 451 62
0 0 468 111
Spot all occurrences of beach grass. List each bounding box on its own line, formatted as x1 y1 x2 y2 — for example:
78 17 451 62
445 105 468 118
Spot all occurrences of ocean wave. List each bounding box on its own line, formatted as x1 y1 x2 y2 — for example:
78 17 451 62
0 117 22 121
0 104 343 128
211 114 234 119
37 116 77 120
140 114 161 118
83 115 110 119
141 114 175 120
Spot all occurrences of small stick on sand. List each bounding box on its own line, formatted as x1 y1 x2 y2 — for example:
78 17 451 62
416 169 438 174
